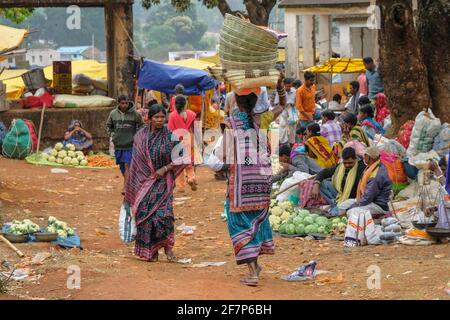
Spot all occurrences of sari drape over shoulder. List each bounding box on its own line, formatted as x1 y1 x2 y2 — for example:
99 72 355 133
225 112 274 265
124 126 186 260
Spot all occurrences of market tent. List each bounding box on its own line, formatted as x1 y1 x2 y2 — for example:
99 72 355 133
138 59 217 95
303 58 365 73
165 58 215 71
1 60 107 100
0 25 28 58
0 69 29 100
43 59 107 80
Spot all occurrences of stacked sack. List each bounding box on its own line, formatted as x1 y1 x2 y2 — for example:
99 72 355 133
218 14 280 90
379 217 403 244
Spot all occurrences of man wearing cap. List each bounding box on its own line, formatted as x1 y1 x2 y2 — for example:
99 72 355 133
343 146 392 216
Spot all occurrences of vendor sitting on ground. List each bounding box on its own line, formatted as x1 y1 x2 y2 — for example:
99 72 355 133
64 120 93 153
304 123 338 169
333 113 371 157
311 147 366 211
274 143 321 182
341 146 392 217
358 104 385 139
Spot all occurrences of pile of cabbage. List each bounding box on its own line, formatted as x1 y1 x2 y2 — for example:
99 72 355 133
46 216 75 238
269 200 348 236
5 219 40 235
41 143 88 166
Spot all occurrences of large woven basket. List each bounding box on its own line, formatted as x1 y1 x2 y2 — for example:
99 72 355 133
219 38 276 58
223 14 278 45
221 25 278 50
220 51 278 63
223 69 279 90
220 31 278 53
220 58 276 71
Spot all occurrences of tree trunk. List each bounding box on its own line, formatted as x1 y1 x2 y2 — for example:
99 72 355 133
377 0 432 134
216 0 276 26
417 0 450 122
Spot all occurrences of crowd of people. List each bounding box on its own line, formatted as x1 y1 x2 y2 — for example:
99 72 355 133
104 55 414 287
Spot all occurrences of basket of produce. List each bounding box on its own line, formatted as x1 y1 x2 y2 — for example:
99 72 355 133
2 219 41 243
1 233 29 243
33 231 58 242
46 216 75 238
222 14 278 45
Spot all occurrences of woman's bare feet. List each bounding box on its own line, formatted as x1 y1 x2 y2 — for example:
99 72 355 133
165 249 177 262
149 253 159 262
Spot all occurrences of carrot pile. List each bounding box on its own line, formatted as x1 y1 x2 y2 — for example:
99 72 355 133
86 155 117 168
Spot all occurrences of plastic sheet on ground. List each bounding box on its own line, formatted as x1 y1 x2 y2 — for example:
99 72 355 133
25 153 117 170
2 224 82 249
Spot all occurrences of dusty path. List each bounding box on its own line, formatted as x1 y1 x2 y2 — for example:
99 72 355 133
0 158 449 300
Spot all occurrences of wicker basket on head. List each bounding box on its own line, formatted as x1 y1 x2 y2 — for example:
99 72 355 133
223 14 278 45
223 69 279 90
221 25 278 50
220 58 277 71
219 37 276 58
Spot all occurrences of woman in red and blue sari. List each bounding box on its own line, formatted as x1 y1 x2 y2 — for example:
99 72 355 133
358 104 385 139
220 91 275 287
124 104 187 262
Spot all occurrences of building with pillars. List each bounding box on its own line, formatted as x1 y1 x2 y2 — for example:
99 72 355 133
279 0 378 79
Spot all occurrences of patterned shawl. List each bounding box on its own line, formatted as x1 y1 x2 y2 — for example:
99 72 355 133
124 125 186 222
227 113 272 213
305 135 338 168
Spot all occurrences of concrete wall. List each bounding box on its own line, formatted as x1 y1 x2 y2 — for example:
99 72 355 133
0 107 113 151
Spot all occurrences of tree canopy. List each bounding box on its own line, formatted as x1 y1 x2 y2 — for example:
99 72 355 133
140 0 277 26
0 8 33 24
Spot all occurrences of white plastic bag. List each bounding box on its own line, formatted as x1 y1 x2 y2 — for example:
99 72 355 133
432 123 450 157
406 109 441 158
119 202 136 243
344 207 381 247
276 171 311 203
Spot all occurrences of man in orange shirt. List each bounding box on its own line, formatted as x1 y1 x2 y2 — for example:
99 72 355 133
296 71 317 128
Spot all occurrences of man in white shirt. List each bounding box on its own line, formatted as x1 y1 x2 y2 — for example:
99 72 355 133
274 78 297 145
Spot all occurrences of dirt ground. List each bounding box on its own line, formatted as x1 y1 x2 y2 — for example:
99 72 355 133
0 158 449 300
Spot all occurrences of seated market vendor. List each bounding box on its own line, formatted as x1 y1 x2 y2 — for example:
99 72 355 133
304 123 338 168
341 146 392 217
311 147 366 210
273 143 321 182
358 104 385 139
333 113 371 157
64 120 93 153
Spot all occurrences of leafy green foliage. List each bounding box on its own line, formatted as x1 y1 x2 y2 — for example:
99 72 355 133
0 8 33 24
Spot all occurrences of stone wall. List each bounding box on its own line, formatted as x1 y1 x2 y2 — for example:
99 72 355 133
0 107 114 151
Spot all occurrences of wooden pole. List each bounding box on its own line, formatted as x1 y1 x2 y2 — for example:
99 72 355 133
35 104 46 160
0 235 25 258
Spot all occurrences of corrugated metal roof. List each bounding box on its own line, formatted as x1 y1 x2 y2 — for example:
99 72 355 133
279 0 369 8
57 46 91 55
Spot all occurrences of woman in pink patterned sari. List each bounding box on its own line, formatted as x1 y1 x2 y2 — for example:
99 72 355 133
124 104 186 262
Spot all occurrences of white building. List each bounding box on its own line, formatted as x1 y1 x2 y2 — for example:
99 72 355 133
168 50 216 61
57 46 101 61
279 0 378 78
25 48 60 67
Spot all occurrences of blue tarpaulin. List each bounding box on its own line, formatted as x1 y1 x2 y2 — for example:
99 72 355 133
138 59 217 95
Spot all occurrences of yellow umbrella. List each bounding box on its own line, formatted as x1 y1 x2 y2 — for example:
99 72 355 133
0 25 28 59
303 58 366 73
164 58 215 71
